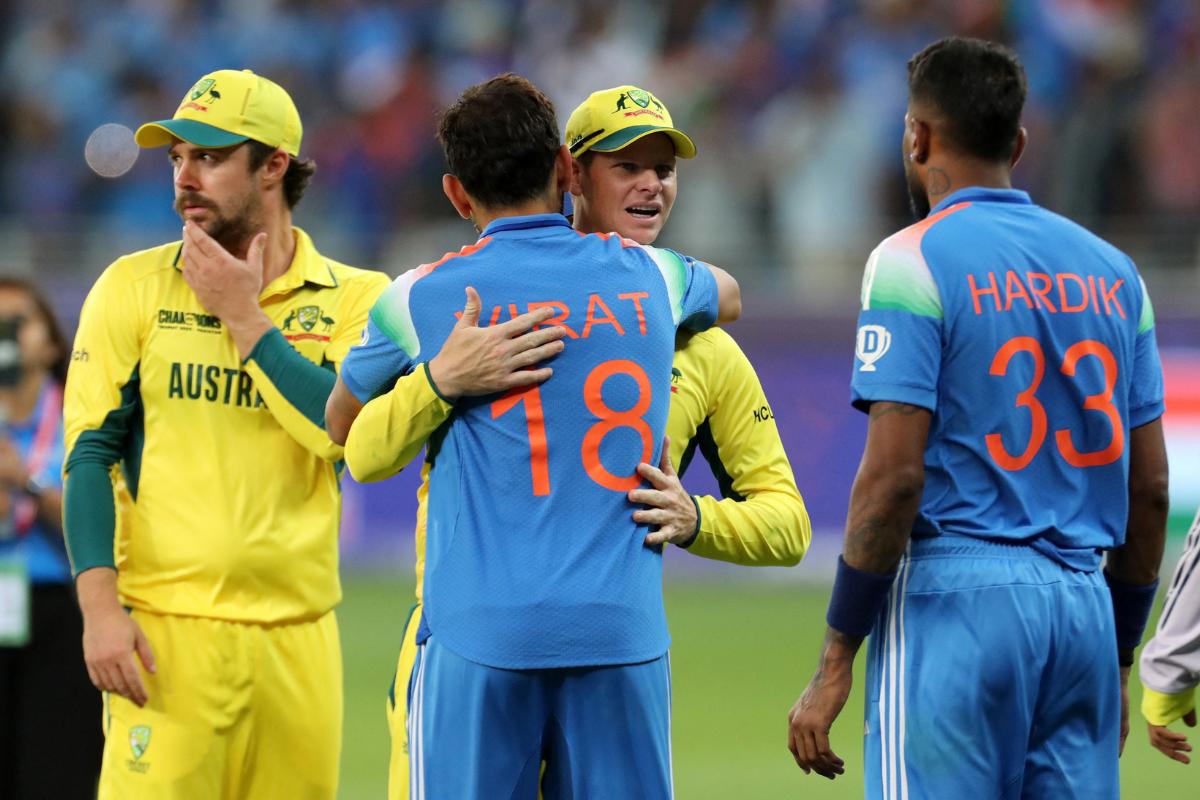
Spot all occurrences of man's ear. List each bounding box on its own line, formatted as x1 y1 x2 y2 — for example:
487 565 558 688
568 153 586 197
442 174 473 220
1010 126 1028 170
553 145 574 195
909 116 932 166
258 148 290 191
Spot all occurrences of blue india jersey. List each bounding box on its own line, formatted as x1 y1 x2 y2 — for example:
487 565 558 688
340 213 719 667
851 187 1165 570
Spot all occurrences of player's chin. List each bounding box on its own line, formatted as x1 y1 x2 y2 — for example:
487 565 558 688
622 211 663 243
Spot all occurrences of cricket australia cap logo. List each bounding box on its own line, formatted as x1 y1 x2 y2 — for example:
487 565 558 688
189 78 221 104
856 324 891 372
129 725 151 760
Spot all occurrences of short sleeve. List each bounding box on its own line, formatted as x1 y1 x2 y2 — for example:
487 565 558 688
850 239 944 413
641 246 719 332
340 317 413 403
1129 275 1165 428
340 270 423 403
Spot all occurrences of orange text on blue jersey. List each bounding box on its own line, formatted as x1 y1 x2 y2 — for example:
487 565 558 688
968 270 1127 319
454 291 653 339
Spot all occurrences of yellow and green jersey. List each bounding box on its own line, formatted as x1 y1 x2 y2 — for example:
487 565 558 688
343 326 810 603
63 228 388 623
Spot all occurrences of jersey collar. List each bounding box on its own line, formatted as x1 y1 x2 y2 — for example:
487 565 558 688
931 186 1032 214
480 213 573 239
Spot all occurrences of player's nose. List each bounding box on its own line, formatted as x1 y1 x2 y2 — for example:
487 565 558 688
636 168 662 194
174 159 200 191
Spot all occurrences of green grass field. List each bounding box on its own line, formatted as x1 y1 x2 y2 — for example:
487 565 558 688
338 575 1195 799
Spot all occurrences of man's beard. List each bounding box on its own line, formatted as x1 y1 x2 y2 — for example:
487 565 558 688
175 192 261 254
905 167 931 221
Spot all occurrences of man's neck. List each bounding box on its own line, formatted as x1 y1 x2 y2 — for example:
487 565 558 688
924 159 1013 211
471 197 561 234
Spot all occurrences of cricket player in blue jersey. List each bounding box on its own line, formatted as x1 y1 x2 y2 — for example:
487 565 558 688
787 38 1170 798
326 74 739 799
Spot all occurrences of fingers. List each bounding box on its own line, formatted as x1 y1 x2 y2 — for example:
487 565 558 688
135 626 158 675
628 487 668 507
632 508 672 527
494 305 558 337
659 436 675 475
500 367 553 390
786 725 808 774
508 340 565 370
183 220 218 258
119 656 149 707
634 461 670 489
101 661 134 703
457 286 482 328
1149 725 1193 764
247 232 268 270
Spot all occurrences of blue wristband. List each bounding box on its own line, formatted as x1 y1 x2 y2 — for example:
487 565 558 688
1104 570 1158 653
826 555 897 639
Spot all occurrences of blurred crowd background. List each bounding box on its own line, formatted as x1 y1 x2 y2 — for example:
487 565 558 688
1 0 1198 554
3 0 1199 306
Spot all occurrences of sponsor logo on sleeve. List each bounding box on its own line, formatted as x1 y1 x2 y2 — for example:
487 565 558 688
856 324 892 372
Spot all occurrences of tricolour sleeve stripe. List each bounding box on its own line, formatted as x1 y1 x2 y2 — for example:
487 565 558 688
1137 276 1156 335
642 246 688 326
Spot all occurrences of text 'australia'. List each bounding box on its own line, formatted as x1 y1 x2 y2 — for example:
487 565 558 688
168 363 265 408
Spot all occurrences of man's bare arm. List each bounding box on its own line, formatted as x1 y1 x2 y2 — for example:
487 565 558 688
788 401 930 779
705 264 742 324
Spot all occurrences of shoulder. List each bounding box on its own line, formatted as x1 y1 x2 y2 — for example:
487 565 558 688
325 259 391 293
674 328 757 400
676 327 740 360
88 242 180 306
105 241 182 284
860 209 970 318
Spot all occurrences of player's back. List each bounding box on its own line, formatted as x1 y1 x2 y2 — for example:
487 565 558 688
371 213 717 668
853 187 1163 569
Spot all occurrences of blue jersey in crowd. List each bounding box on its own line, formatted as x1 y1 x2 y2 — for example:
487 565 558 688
851 187 1165 570
341 213 719 668
0 381 68 583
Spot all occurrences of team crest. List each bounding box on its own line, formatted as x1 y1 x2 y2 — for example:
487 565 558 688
628 88 651 109
297 305 320 332
189 78 221 104
129 725 151 761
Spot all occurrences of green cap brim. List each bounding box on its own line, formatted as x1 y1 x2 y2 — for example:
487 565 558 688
134 119 250 149
591 125 697 158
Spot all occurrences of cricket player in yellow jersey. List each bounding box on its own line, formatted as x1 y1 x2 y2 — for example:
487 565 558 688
332 85 811 798
62 69 389 799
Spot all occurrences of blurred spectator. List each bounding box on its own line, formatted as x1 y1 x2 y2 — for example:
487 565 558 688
0 276 102 799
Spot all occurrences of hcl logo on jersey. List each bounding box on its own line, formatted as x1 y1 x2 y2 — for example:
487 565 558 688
856 325 892 372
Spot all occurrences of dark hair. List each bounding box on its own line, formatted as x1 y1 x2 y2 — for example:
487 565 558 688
907 37 1027 162
437 73 561 208
246 141 316 209
0 277 70 384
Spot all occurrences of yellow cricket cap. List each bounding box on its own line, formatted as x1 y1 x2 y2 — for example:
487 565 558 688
565 85 696 159
135 69 302 156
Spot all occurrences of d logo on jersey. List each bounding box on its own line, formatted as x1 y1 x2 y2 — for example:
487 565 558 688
856 324 891 372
